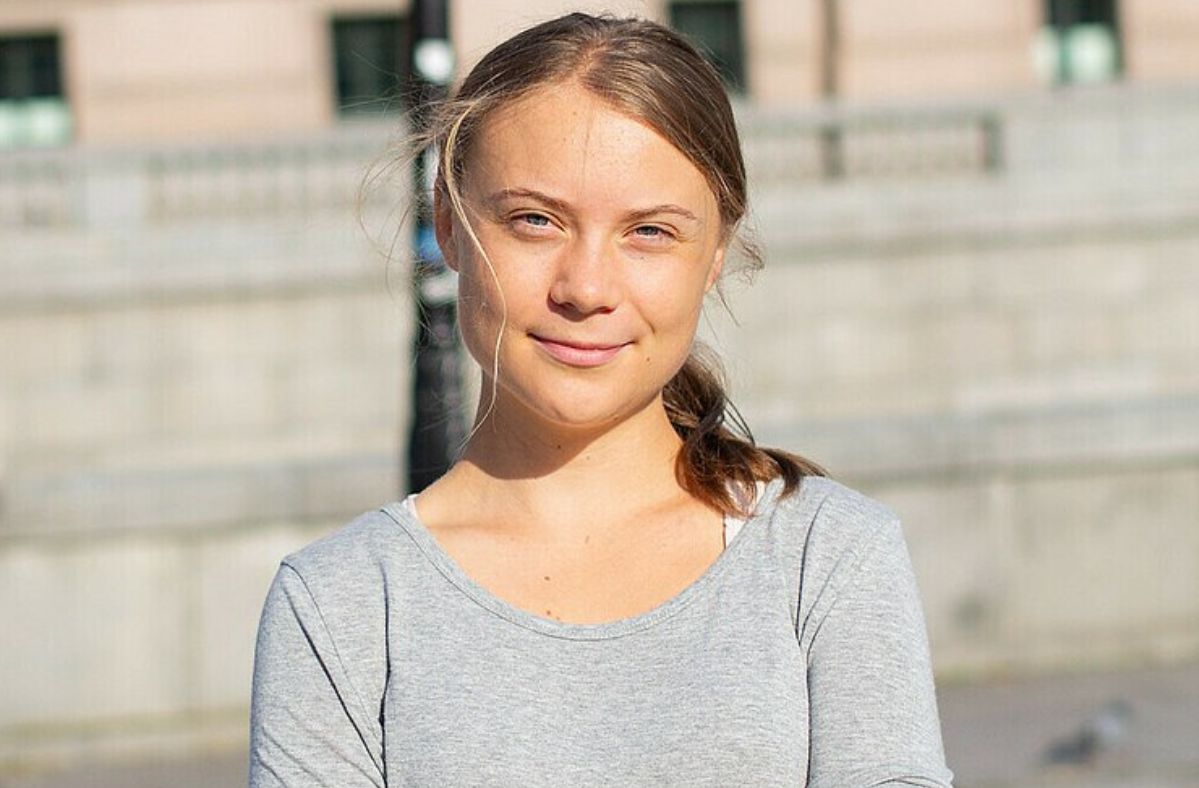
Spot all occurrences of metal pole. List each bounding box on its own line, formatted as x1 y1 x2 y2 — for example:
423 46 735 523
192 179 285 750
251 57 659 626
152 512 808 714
1050 0 1077 85
405 0 465 493
818 0 844 179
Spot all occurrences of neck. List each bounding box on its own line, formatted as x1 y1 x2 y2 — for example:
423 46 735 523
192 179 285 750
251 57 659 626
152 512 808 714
441 394 687 536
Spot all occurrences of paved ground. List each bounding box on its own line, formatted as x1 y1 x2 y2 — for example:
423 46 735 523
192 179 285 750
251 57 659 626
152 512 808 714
4 662 1198 787
938 661 1199 787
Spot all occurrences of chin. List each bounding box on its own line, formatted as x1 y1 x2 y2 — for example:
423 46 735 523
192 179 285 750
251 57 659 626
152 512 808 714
522 393 632 431
499 378 661 433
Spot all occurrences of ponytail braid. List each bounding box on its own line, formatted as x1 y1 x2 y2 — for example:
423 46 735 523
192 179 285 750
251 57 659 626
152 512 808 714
663 345 826 517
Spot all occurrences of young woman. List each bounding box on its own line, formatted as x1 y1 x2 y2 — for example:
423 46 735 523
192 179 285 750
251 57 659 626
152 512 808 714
250 13 954 787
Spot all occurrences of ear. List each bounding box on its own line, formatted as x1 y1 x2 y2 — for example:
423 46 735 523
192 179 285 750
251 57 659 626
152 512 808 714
433 181 460 273
704 242 727 294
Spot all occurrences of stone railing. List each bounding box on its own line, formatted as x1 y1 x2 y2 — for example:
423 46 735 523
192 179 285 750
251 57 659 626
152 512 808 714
741 103 1003 185
0 121 404 230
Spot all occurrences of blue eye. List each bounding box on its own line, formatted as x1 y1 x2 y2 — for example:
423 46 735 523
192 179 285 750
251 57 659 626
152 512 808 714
633 225 670 240
508 213 557 238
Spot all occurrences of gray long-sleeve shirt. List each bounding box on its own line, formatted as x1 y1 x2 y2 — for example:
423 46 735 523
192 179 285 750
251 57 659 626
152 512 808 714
249 475 954 786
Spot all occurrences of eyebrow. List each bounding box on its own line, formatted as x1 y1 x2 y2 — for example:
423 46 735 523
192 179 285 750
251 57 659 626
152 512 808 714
486 188 703 225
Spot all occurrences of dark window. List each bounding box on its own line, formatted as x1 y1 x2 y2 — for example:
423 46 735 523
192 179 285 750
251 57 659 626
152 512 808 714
669 1 746 93
331 16 410 116
0 34 62 99
0 33 71 147
1042 0 1122 84
1047 0 1118 26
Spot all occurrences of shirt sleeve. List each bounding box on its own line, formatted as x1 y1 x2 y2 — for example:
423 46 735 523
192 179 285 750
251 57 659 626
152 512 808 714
802 516 955 788
249 563 386 787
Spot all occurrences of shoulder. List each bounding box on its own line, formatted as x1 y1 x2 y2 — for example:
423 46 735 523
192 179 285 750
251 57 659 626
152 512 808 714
268 504 410 630
757 475 910 627
253 508 402 756
259 505 407 696
280 505 402 582
765 474 902 552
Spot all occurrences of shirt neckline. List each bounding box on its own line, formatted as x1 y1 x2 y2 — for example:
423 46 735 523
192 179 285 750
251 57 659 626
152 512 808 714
379 479 782 641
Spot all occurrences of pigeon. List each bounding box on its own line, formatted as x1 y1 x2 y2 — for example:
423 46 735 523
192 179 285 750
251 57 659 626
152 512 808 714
1043 698 1134 765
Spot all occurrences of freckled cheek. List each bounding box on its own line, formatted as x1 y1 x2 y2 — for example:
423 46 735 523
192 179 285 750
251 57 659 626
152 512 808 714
454 255 546 360
453 271 506 364
455 244 520 310
633 282 707 337
454 299 489 368
455 275 493 323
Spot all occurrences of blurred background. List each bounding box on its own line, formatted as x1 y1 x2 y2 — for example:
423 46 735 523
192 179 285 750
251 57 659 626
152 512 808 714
1 0 1197 786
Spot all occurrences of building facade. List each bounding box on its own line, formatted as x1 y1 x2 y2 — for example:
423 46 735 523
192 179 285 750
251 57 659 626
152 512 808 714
1 0 1198 148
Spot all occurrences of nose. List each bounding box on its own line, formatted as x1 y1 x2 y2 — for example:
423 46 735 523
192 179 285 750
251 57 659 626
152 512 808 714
548 236 619 316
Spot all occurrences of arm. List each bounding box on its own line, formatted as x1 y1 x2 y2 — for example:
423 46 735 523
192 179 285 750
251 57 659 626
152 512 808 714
249 564 386 787
802 517 954 787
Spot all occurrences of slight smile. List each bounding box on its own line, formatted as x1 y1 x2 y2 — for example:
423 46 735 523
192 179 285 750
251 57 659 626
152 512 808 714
530 335 631 368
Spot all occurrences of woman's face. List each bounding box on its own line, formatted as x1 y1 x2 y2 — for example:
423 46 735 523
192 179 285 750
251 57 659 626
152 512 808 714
436 80 727 433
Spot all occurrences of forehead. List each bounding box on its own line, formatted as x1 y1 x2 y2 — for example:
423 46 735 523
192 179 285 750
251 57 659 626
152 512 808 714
464 81 717 213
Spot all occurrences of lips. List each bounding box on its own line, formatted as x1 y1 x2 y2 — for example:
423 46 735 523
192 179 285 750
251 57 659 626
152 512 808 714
530 334 630 368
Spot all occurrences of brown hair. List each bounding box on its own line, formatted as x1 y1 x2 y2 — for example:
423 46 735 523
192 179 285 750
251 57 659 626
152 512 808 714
429 12 824 515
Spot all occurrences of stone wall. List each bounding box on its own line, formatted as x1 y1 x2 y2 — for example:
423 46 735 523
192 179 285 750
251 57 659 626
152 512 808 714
0 129 416 767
